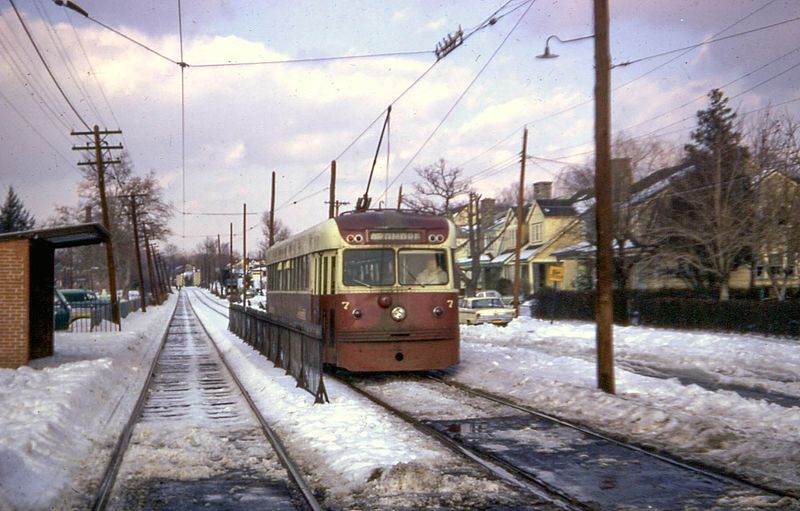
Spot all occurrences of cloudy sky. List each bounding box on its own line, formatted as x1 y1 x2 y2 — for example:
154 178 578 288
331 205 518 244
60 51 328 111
2 0 799 251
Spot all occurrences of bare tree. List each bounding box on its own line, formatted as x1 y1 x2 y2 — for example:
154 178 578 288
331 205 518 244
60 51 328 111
258 211 291 257
402 159 470 216
749 109 800 300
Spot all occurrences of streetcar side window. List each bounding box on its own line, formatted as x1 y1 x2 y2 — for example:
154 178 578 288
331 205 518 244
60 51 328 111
331 255 336 294
398 250 448 285
343 249 395 286
323 256 329 294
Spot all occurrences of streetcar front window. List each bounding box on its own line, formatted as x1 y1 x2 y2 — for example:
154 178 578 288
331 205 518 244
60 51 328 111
343 249 395 286
399 250 449 285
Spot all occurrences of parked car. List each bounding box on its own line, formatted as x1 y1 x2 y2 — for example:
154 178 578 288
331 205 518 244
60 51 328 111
59 288 110 326
53 290 71 330
459 297 516 326
475 290 502 299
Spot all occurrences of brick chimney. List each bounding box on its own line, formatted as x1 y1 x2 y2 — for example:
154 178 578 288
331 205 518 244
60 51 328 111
533 181 552 200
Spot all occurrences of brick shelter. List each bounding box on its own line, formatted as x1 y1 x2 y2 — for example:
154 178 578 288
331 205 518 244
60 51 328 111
0 223 109 368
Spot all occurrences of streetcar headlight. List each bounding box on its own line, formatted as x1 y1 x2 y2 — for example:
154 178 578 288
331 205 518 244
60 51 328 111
432 305 444 317
352 308 363 319
390 306 406 321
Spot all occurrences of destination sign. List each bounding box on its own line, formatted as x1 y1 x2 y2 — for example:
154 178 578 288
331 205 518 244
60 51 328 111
368 231 423 242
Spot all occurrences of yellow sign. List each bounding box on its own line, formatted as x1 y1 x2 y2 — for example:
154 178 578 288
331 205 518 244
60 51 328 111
548 265 564 282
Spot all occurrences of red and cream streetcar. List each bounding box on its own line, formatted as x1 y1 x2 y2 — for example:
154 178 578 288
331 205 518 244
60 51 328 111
263 209 460 371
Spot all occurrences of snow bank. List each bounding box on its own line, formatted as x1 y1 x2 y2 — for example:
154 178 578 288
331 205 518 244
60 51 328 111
0 296 177 510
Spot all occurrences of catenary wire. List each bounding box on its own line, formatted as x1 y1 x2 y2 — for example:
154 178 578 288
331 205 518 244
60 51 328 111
379 0 537 202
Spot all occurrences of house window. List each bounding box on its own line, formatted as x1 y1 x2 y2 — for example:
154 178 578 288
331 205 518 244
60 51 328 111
531 222 543 243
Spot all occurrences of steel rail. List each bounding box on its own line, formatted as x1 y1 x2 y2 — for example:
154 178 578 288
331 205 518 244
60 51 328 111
91 296 180 510
430 374 798 500
333 373 586 511
186 293 323 511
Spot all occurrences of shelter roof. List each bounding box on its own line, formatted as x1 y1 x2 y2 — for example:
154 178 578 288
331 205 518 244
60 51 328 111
0 223 110 249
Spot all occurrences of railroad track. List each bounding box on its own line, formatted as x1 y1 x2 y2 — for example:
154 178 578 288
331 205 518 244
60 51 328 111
94 291 321 511
188 289 231 319
336 372 796 510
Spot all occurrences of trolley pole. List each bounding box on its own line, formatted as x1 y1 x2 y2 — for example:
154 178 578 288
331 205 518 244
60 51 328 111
269 172 276 247
594 0 615 394
130 193 146 312
512 127 528 312
329 160 336 219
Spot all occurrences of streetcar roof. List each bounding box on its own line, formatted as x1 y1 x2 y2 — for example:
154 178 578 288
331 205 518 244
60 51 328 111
264 210 455 263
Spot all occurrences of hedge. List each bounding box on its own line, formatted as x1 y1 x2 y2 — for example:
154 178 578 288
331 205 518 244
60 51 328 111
530 289 800 337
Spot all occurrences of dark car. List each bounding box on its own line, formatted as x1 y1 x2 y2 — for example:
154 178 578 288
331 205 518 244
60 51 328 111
59 288 110 327
53 290 71 330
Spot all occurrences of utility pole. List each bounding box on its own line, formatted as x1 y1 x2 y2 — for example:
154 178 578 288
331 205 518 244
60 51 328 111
217 234 221 295
594 0 615 394
229 222 233 302
269 172 276 247
513 127 528 312
129 193 146 312
329 160 336 219
143 227 158 304
72 126 122 329
243 203 248 304
397 185 403 210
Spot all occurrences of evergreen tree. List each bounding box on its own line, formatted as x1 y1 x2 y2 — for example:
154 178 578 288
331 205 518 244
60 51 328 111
644 89 754 300
0 187 35 233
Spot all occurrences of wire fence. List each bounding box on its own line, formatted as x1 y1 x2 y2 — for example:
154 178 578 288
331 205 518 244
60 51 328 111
228 304 329 403
56 297 142 333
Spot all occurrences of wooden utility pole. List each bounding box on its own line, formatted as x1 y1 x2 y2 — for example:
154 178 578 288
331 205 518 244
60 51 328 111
217 234 221 295
269 172 276 247
72 126 122 328
130 194 146 312
243 203 248 303
594 0 615 394
143 227 158 304
513 127 528 311
228 222 233 301
329 160 336 219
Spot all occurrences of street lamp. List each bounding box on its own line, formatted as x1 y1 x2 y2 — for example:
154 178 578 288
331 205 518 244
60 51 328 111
537 0 615 395
536 34 594 59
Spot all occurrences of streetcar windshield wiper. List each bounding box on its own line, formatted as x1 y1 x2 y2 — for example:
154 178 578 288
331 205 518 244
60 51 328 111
352 278 372 288
403 269 425 287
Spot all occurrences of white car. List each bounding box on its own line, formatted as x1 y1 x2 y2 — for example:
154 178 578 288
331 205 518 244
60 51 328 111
459 297 516 326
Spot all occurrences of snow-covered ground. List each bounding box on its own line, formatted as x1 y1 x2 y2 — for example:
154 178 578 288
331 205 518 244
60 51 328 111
1 287 799 509
452 319 800 496
0 296 177 510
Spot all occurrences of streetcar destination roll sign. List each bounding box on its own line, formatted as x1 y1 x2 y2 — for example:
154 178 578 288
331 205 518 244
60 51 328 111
368 231 422 242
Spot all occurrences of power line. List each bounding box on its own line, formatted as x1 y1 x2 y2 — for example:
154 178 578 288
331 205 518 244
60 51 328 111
380 0 536 200
614 15 800 68
190 50 434 68
450 0 786 180
32 0 105 124
8 0 90 130
0 87 75 166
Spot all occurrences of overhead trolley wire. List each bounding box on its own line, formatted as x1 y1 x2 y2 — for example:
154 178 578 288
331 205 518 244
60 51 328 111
379 0 537 202
274 0 533 212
